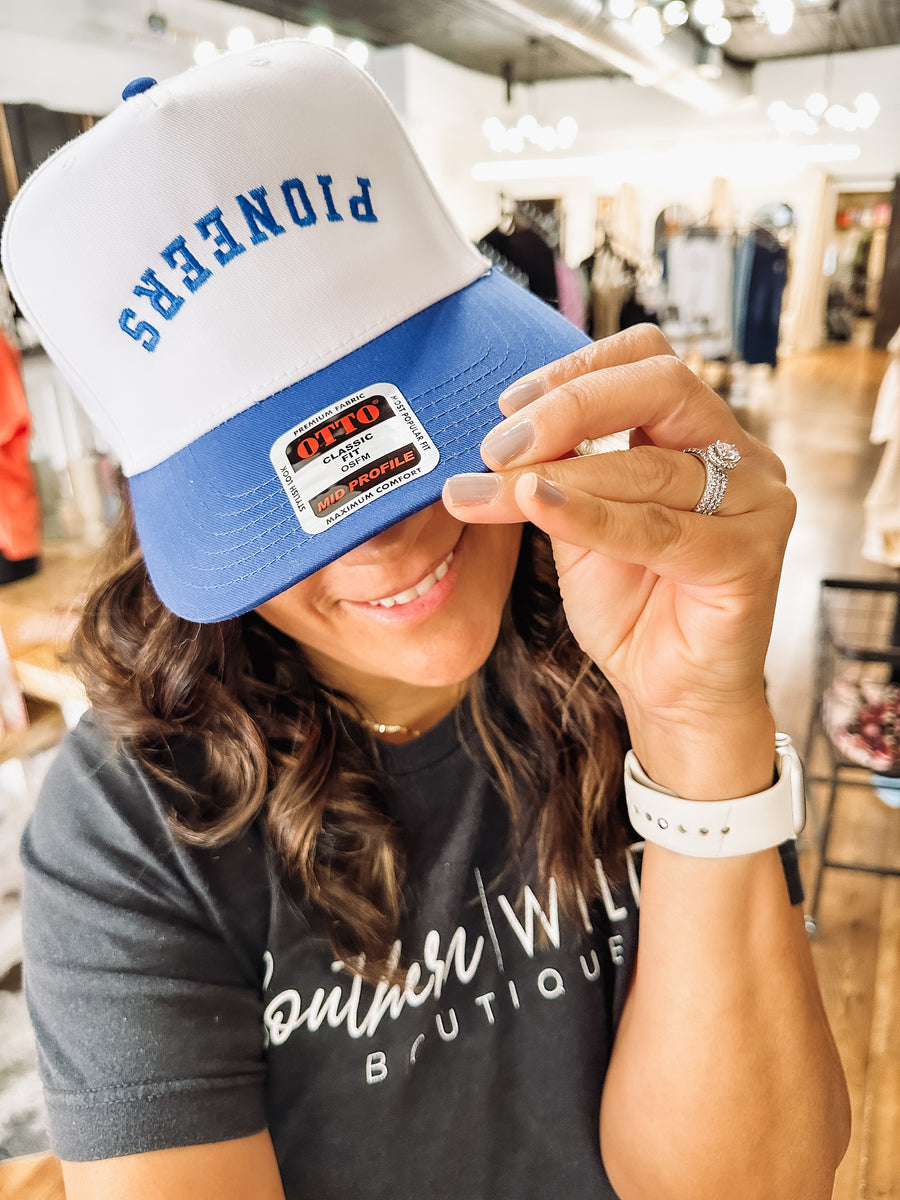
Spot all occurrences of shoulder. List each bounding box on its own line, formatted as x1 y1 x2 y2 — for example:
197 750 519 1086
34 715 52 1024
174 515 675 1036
23 710 271 961
28 711 203 863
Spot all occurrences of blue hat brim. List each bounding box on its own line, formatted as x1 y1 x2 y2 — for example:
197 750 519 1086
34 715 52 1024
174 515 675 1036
130 268 591 623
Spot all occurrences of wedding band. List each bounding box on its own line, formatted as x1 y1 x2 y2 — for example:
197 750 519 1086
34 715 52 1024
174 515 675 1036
682 441 742 515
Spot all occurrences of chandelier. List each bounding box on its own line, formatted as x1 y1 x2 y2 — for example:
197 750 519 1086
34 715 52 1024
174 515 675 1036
765 0 879 136
482 38 578 154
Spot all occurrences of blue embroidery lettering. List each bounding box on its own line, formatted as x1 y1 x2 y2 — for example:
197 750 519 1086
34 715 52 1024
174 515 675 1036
349 176 377 223
119 309 160 352
316 174 343 222
195 207 246 266
121 173 376 349
281 178 317 227
161 235 212 293
236 186 286 244
132 269 184 319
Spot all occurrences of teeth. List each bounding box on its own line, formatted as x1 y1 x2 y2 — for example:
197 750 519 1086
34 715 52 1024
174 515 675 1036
368 550 454 608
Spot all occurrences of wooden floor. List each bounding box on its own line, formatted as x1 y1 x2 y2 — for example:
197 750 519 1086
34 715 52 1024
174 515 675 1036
739 340 899 1200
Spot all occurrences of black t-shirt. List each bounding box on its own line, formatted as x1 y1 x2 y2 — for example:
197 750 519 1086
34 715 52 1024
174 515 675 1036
20 709 801 1198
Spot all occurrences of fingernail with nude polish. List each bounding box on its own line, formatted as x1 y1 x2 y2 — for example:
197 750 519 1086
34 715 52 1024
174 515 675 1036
482 419 534 466
498 376 546 412
531 475 568 507
444 473 500 506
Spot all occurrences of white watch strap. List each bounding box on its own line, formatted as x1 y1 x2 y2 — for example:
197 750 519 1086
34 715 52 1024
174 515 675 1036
624 733 806 858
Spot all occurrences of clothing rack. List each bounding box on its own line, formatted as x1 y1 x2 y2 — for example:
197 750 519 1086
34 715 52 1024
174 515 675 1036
497 193 560 251
475 238 529 289
588 229 640 281
480 197 566 313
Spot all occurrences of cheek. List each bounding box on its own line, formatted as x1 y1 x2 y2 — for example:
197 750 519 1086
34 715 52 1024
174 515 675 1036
474 525 523 595
255 580 333 646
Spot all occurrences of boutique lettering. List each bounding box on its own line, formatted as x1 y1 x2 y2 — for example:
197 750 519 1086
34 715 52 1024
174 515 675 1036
262 848 645 1087
119 174 378 352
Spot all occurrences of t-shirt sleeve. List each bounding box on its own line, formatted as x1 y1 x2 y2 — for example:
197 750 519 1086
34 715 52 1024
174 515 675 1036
19 715 271 1162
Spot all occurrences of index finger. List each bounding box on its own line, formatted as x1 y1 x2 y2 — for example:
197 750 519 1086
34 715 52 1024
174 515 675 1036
483 349 741 472
498 323 676 416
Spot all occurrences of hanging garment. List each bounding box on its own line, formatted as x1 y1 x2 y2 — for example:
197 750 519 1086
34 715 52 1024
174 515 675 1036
481 225 558 307
554 258 587 331
587 246 631 340
664 231 734 359
738 233 788 367
0 330 41 582
863 328 900 566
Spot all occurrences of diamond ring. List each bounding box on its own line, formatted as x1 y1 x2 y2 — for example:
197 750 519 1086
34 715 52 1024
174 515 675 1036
682 441 742 515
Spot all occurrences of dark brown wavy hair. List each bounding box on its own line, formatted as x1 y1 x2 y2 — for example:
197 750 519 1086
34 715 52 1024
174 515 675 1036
72 496 628 981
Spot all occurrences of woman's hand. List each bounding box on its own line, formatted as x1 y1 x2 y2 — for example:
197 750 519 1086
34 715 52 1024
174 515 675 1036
443 325 851 1199
443 325 796 795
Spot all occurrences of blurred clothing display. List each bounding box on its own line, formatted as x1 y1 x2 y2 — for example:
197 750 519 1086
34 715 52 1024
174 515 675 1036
481 221 558 308
580 236 648 340
663 229 734 360
0 331 41 583
554 257 587 330
735 229 789 367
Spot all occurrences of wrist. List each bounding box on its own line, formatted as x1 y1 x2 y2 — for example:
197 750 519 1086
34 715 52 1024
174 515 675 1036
625 705 777 801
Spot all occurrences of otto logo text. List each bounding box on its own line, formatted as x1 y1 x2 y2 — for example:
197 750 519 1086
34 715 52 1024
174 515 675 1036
289 397 391 468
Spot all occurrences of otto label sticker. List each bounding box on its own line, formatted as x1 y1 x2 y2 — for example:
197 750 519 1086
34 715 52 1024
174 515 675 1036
270 383 440 535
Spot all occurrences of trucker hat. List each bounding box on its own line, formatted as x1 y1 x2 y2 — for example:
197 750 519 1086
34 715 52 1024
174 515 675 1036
1 38 590 622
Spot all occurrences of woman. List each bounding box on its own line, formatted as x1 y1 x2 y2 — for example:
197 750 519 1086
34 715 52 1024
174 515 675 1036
3 38 848 1200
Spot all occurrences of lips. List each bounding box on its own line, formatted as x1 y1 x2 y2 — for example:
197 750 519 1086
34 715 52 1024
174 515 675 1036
366 549 455 608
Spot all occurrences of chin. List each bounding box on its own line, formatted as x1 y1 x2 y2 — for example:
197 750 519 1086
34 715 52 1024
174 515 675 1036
378 615 504 689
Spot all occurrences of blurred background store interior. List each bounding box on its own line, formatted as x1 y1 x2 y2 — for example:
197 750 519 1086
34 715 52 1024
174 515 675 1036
0 2 899 1198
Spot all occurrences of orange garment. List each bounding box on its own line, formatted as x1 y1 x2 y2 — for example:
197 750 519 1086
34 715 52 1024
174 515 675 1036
0 331 41 561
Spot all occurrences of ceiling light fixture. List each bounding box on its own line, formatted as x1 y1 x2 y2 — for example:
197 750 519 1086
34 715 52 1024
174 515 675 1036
193 40 218 66
766 1 879 136
609 0 797 55
611 0 735 52
692 0 724 23
631 3 664 44
483 37 578 154
227 26 255 52
482 113 579 153
345 40 369 68
663 1 690 25
308 25 335 47
757 0 795 36
705 17 732 44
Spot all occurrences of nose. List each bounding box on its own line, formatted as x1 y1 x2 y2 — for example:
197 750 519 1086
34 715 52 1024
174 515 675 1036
337 502 445 567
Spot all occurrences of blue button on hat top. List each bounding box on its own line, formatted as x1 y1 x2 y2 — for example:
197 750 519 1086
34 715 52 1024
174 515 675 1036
122 77 158 100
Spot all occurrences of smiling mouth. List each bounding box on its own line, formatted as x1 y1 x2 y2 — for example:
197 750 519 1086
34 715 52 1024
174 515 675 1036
367 549 455 609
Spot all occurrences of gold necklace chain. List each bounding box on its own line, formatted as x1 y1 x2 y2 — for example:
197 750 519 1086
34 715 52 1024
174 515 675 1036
361 720 422 739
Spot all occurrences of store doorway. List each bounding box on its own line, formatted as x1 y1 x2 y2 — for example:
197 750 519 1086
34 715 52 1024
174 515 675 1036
826 189 892 347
